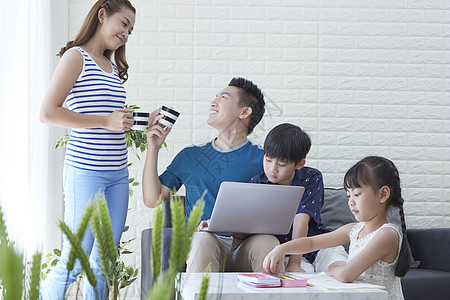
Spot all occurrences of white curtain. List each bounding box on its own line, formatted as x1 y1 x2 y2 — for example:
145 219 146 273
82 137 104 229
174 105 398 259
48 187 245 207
0 0 52 254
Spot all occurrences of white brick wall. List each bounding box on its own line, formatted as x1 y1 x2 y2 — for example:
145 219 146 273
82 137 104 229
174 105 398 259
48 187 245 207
67 0 449 297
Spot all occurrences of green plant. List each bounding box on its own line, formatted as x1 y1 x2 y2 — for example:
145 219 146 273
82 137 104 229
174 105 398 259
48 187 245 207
147 192 209 300
0 204 42 300
41 248 61 280
198 272 210 300
113 226 139 291
41 193 139 299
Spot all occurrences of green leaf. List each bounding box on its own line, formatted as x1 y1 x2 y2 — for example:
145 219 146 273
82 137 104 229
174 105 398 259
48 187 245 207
53 248 62 256
129 177 135 183
132 182 140 187
121 277 137 288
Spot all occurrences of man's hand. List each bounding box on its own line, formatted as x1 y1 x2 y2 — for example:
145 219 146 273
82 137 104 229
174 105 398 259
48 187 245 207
146 109 171 150
197 219 210 231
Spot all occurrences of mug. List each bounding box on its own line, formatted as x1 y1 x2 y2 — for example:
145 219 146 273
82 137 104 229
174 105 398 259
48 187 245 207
131 111 149 131
158 105 180 128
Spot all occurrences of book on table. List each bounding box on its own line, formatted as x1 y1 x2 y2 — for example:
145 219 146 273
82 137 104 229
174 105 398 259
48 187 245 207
237 273 280 285
300 273 386 290
237 273 308 288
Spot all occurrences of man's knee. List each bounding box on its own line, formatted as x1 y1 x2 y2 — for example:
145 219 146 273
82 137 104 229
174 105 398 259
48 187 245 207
246 234 279 249
243 234 279 258
189 232 221 258
240 235 280 272
187 232 223 272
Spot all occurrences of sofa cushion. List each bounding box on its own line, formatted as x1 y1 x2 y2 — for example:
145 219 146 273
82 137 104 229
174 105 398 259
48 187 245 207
321 188 356 231
401 268 450 300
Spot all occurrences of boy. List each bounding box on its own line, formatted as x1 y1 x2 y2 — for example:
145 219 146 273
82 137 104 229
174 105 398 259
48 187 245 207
143 77 279 272
249 123 347 272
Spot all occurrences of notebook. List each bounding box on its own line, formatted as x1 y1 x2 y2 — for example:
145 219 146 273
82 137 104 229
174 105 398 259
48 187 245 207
202 182 304 235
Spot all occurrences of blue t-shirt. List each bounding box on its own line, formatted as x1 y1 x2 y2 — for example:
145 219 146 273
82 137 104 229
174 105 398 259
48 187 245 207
160 139 264 221
249 167 329 263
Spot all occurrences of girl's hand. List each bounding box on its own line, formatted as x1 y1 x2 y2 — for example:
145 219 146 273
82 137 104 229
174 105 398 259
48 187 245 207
263 245 285 275
146 111 171 150
105 109 134 131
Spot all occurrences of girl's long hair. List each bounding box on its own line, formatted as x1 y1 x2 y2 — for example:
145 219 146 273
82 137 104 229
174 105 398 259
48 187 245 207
58 0 135 83
344 156 411 277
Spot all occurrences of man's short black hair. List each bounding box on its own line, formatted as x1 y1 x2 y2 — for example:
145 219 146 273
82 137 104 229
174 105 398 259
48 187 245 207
264 123 311 164
228 77 265 135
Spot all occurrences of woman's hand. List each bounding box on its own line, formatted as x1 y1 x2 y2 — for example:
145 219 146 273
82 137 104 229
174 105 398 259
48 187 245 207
263 244 286 275
105 108 134 131
146 109 171 150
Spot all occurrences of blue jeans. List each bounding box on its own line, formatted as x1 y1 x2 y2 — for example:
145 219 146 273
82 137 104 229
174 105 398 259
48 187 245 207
41 165 129 300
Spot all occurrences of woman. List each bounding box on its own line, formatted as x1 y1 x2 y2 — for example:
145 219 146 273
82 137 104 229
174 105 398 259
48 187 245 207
40 1 136 298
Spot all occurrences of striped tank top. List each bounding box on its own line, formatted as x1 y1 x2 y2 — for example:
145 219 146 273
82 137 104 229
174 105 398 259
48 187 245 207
64 47 128 171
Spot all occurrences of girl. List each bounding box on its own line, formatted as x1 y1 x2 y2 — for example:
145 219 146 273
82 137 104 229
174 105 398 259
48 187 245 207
264 156 411 300
40 1 137 298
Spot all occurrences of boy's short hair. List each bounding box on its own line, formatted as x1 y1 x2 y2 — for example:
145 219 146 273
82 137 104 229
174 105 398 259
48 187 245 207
228 77 265 135
264 123 311 164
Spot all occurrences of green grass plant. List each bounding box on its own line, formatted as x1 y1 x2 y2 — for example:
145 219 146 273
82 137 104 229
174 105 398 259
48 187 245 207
151 197 164 283
148 193 207 300
0 205 43 300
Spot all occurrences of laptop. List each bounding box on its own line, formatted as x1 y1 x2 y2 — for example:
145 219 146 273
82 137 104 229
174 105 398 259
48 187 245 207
203 182 304 235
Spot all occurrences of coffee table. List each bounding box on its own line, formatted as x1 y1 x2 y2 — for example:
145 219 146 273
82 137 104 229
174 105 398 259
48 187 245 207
177 272 388 300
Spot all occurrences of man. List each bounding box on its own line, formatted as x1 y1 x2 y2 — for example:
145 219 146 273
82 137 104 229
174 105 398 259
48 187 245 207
142 77 278 272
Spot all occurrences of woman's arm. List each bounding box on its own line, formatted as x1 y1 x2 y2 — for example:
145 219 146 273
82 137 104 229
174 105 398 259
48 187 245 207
39 49 133 130
325 226 399 282
264 223 354 275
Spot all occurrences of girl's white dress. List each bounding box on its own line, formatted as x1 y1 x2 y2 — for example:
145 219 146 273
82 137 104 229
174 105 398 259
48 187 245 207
348 222 404 300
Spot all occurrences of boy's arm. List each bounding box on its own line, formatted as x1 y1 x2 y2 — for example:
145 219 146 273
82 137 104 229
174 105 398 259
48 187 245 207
286 213 310 272
286 168 325 271
142 112 172 208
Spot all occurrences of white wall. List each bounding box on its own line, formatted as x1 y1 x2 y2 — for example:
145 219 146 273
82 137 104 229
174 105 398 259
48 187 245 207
65 0 449 297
